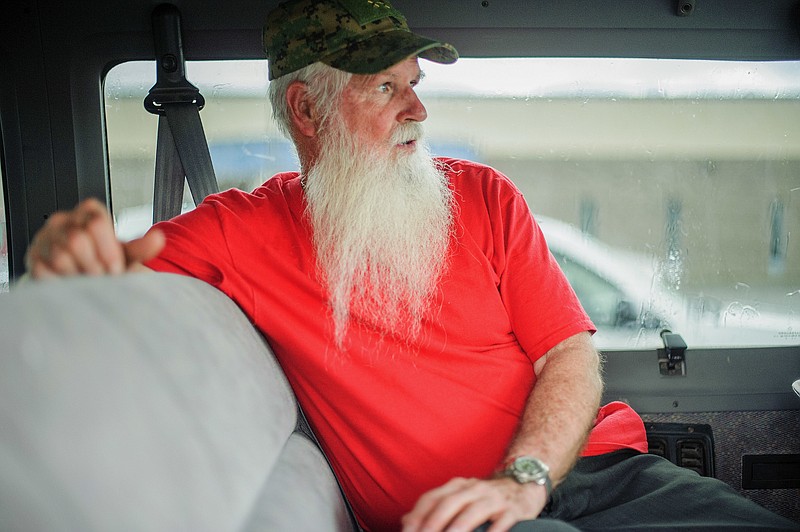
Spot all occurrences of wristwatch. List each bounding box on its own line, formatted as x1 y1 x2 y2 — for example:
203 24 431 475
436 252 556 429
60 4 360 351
504 456 552 498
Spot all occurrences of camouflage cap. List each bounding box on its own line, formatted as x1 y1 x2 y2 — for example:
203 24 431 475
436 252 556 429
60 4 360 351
263 0 458 80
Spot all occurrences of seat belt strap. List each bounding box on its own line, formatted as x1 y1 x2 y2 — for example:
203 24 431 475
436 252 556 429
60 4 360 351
145 4 219 224
153 115 185 224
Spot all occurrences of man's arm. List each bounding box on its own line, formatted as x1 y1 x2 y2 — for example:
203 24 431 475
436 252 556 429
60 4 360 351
506 331 602 486
25 198 164 279
402 331 602 532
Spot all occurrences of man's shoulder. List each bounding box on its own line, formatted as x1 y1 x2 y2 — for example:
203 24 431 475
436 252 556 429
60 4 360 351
251 171 302 196
435 157 495 176
190 171 303 226
434 157 521 196
205 171 302 205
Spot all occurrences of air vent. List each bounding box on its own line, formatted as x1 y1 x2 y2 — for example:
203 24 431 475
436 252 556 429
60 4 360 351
677 439 709 476
646 423 715 477
646 436 668 459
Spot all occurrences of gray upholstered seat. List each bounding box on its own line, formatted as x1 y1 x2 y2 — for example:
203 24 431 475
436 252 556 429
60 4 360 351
0 273 354 531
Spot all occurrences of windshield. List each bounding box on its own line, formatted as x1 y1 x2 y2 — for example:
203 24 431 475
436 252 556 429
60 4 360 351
104 58 800 350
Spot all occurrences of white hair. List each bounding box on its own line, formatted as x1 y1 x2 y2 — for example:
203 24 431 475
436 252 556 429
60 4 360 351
267 62 352 140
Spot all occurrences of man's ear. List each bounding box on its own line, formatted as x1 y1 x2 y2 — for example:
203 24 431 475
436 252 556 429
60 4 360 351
285 81 318 138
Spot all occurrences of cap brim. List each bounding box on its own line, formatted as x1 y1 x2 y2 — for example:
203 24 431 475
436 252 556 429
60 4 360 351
322 29 458 75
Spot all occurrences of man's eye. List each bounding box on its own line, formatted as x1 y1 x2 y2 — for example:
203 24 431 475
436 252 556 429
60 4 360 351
378 83 392 93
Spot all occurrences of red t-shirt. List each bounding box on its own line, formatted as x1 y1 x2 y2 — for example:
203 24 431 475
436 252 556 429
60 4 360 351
146 158 645 531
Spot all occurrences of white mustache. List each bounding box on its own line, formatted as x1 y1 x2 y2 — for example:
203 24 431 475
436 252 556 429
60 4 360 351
391 122 424 145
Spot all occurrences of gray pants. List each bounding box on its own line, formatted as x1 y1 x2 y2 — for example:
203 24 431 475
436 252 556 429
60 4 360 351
479 450 797 531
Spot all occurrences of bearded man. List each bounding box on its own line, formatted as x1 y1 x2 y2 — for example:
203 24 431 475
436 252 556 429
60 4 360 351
25 1 799 531
282 67 453 347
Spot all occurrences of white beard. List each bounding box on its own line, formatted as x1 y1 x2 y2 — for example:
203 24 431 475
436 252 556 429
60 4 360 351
303 119 454 348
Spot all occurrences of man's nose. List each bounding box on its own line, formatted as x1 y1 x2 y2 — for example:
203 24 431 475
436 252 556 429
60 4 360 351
400 90 428 123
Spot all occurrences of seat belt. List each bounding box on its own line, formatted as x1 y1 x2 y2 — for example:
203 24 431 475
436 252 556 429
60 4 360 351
144 4 219 224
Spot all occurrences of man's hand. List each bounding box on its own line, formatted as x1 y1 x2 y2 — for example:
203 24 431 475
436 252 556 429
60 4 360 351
25 198 165 279
402 476 547 532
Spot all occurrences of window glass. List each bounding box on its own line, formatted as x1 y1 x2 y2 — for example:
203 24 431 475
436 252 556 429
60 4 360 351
104 58 800 349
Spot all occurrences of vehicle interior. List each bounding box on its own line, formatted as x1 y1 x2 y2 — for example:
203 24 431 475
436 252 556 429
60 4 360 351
1 0 798 528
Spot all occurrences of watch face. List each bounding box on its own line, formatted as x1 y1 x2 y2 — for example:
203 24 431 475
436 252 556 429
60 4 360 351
512 457 549 483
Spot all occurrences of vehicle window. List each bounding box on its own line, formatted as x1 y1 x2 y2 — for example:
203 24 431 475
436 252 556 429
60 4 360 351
552 251 629 328
104 58 800 350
